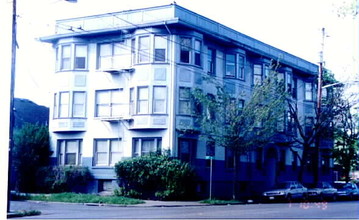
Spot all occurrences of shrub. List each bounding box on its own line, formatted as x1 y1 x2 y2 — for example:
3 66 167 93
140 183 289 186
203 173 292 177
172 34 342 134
36 166 93 193
115 154 196 200
12 123 51 192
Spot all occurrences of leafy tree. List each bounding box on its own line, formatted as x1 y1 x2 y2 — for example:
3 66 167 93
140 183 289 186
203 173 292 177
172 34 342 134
332 98 359 182
192 63 286 199
115 154 196 200
13 123 51 192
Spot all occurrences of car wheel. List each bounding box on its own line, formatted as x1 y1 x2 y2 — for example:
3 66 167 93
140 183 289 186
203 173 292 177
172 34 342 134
332 194 337 201
286 194 292 202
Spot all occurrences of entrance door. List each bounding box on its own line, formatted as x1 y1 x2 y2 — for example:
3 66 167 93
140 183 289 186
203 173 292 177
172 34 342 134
265 148 277 188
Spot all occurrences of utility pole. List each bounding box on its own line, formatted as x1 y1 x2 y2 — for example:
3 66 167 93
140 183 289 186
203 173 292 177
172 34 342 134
7 0 17 213
314 27 326 185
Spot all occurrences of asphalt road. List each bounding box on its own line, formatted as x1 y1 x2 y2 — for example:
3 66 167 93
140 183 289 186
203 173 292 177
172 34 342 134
9 200 359 219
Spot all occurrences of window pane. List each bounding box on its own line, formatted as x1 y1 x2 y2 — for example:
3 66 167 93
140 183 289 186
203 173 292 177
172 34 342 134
139 36 150 63
61 45 71 70
180 37 191 63
75 45 87 69
73 92 85 117
65 153 76 165
96 153 107 165
137 87 148 114
59 92 69 118
96 140 108 152
194 40 201 66
225 54 236 77
155 36 167 62
253 64 262 85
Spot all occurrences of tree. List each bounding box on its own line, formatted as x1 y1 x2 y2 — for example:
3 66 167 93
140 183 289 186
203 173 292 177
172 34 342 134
332 97 359 182
192 64 286 199
286 70 342 182
13 123 51 192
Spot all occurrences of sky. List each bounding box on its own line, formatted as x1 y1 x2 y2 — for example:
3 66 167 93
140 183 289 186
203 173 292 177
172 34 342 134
4 0 359 106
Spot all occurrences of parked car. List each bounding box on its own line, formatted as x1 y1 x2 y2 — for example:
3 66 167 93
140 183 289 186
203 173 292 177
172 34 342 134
262 181 308 202
306 181 337 201
334 182 359 200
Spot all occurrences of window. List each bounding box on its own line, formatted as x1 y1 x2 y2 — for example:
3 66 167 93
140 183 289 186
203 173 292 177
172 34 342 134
194 40 201 66
206 94 216 120
207 48 216 75
137 87 149 114
238 56 245 80
280 149 286 171
131 38 136 64
58 139 82 165
95 89 121 117
292 78 297 98
256 147 263 169
54 91 86 118
59 92 69 118
253 64 262 85
180 37 191 63
57 44 88 71
98 42 125 69
225 148 235 169
305 117 314 136
72 92 86 118
153 86 167 114
287 111 295 133
225 54 236 77
129 88 134 115
292 151 298 170
179 87 191 115
305 82 313 101
178 138 196 163
94 139 123 166
133 138 162 157
74 45 87 69
286 73 292 93
154 36 167 62
60 45 71 70
138 36 150 63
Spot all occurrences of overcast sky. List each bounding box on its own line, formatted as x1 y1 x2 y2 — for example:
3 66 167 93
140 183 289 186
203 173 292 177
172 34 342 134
5 0 359 106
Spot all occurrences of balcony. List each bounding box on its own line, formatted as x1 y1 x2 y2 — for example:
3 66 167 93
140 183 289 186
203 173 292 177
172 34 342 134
51 118 87 132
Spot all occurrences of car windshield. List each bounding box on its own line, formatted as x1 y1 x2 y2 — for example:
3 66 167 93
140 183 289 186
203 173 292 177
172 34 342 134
335 183 348 189
275 182 291 189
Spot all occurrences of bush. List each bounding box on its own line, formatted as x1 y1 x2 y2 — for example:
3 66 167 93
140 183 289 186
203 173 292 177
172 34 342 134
115 154 196 200
36 166 93 193
13 123 51 192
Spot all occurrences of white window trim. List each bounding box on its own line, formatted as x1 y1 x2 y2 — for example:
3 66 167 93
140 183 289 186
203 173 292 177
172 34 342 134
58 139 82 166
94 138 123 166
54 91 87 119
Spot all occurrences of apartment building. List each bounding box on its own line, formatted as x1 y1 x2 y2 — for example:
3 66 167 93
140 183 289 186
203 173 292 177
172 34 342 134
41 4 333 198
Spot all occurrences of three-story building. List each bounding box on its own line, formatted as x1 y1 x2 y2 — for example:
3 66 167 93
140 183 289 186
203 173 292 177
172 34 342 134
41 3 332 198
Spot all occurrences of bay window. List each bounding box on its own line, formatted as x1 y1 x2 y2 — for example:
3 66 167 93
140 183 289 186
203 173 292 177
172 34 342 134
194 39 201 66
98 42 126 69
180 37 191 63
225 53 245 79
207 48 216 75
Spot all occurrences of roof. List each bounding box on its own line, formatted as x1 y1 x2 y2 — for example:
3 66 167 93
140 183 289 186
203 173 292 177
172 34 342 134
40 3 318 75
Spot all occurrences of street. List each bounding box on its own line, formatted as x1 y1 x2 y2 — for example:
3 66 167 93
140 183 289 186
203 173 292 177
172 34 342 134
9 200 359 219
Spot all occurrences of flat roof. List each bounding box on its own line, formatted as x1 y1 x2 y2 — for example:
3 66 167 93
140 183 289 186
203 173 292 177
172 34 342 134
40 4 318 74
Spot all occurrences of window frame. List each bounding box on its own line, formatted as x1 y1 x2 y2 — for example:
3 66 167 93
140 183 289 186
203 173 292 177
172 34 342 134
93 138 123 166
178 87 191 115
137 86 149 114
54 91 87 119
154 35 168 62
305 82 313 101
152 86 167 114
94 89 122 118
132 137 162 157
253 64 263 85
56 44 88 71
207 48 216 76
58 139 82 166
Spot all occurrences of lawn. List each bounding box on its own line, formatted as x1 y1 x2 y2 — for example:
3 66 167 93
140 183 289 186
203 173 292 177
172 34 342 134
15 192 144 205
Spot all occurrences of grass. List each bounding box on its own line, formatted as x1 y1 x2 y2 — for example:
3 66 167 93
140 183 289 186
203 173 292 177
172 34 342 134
20 192 144 205
8 210 41 218
200 199 245 205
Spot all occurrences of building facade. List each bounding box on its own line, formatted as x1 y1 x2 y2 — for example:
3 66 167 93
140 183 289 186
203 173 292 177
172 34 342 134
41 4 333 199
